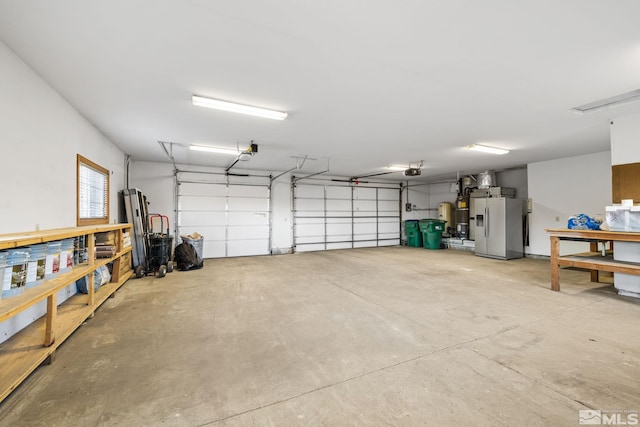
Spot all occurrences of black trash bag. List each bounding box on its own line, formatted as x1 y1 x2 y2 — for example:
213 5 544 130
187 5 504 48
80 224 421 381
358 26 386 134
174 242 203 271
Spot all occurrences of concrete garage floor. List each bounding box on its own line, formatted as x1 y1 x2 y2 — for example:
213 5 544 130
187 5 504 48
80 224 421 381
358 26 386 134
0 247 639 426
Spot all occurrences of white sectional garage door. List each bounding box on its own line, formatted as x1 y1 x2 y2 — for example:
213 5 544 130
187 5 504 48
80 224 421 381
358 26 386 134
177 173 271 258
293 182 400 253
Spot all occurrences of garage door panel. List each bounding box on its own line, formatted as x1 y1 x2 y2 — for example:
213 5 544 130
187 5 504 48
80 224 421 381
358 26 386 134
295 212 323 218
378 231 400 240
295 243 325 253
378 188 398 200
326 212 351 218
179 211 226 226
228 240 268 257
228 198 269 211
354 199 376 212
354 241 377 248
327 235 351 243
228 212 269 226
295 184 324 197
295 217 323 227
354 217 375 223
295 198 324 212
178 210 225 227
326 186 351 199
179 195 225 211
354 222 376 234
327 222 351 236
293 184 400 253
378 221 400 234
326 217 350 224
326 199 351 212
353 187 376 199
228 225 270 240
203 241 226 258
296 222 323 237
378 200 398 212
228 185 268 198
326 242 352 250
178 176 271 258
378 225 400 235
296 236 323 245
354 235 377 243
378 239 400 246
378 217 400 223
179 225 226 241
179 183 227 197
326 209 351 215
379 233 400 241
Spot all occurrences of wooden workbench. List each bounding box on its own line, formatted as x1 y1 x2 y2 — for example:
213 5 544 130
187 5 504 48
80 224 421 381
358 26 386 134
546 228 640 291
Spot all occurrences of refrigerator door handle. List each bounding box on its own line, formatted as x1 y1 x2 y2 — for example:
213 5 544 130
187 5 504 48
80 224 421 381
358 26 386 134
485 207 489 237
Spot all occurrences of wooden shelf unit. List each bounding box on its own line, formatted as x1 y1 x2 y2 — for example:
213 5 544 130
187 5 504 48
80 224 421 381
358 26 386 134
0 224 133 403
546 228 640 291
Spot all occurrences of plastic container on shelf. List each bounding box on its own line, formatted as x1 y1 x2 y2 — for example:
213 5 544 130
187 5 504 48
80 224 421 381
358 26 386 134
2 248 30 298
25 244 47 288
45 241 62 279
59 238 75 273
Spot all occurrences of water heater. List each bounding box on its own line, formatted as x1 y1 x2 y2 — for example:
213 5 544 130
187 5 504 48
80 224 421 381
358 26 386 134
438 202 454 233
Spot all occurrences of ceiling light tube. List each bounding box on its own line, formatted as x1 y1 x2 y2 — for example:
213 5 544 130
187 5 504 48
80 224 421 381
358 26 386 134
387 165 409 171
570 89 640 115
192 95 288 120
466 144 509 155
189 145 240 155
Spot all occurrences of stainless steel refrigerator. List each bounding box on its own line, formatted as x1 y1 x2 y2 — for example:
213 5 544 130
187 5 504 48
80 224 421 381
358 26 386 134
473 197 523 260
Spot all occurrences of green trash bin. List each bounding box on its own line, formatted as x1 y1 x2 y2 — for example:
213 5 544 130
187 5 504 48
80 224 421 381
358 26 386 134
418 219 447 250
405 220 422 247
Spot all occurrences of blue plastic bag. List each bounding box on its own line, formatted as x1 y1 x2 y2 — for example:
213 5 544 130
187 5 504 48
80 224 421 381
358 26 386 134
567 213 601 230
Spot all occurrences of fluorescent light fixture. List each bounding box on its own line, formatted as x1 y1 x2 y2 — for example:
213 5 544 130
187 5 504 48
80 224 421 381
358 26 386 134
570 89 640 115
387 165 408 171
189 145 239 155
466 144 509 155
192 95 288 120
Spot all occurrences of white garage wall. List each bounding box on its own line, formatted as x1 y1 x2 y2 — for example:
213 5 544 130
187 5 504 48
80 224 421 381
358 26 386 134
527 151 611 256
402 182 457 221
127 160 175 229
0 41 125 234
496 168 528 200
0 41 125 343
611 113 640 165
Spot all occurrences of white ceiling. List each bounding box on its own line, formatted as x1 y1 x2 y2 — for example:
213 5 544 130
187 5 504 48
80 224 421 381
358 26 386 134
1 1 639 181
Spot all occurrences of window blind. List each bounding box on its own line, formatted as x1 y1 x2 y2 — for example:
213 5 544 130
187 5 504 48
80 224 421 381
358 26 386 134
78 160 108 220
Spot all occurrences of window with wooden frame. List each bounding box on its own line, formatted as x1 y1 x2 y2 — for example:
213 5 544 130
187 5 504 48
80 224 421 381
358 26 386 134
77 154 110 226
